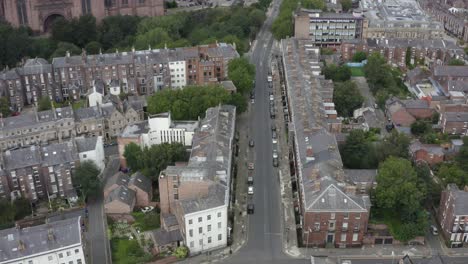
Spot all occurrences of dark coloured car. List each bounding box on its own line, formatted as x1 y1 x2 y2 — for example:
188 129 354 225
273 157 279 167
271 124 276 131
247 204 254 214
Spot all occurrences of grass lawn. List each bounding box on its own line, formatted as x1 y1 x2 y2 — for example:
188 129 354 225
350 67 365 77
132 211 160 231
111 238 151 264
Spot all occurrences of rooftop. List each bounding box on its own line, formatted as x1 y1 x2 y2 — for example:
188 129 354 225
120 121 149 138
129 171 152 195
447 184 468 215
0 217 82 262
162 105 236 214
105 185 135 207
433 65 468 77
75 136 99 153
281 38 369 213
40 141 78 167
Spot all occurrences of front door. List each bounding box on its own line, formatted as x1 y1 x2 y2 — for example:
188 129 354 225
327 233 334 243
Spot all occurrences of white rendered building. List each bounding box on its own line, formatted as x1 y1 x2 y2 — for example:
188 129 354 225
147 112 198 147
168 61 187 89
0 217 86 264
76 136 106 172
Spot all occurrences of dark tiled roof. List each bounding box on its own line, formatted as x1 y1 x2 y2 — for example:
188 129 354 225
129 171 152 194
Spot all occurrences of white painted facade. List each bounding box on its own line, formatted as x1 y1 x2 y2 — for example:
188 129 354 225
77 136 105 172
169 61 187 89
109 82 121 96
87 86 103 107
184 205 228 254
147 113 196 147
1 244 86 264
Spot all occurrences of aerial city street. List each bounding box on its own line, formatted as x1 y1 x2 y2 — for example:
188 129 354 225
1 0 468 264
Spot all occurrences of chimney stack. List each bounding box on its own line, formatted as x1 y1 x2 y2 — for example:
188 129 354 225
344 185 357 195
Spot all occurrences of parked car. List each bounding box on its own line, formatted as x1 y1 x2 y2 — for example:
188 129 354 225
251 99 255 104
267 76 272 82
248 162 255 170
247 204 254 214
272 139 277 144
248 175 254 184
272 131 277 139
141 206 154 213
430 225 438 235
273 157 279 167
249 140 255 147
270 95 274 101
273 151 278 159
271 124 276 131
248 186 254 195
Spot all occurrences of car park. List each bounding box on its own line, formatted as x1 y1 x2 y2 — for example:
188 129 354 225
248 186 254 195
247 204 254 214
248 162 254 170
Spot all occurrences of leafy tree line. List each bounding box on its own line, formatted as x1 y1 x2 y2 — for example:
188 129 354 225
147 85 247 120
72 160 101 199
123 142 189 181
364 52 409 107
1 5 269 68
437 137 468 188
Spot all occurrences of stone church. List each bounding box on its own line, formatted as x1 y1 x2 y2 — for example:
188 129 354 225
0 0 165 33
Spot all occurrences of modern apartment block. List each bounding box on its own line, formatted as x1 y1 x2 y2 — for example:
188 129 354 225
158 105 236 254
341 38 464 69
439 184 468 247
0 216 86 264
360 0 444 40
281 38 370 248
0 43 239 111
294 9 365 46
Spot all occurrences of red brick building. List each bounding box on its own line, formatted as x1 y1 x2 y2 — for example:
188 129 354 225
409 140 445 166
432 66 468 93
438 184 468 247
0 0 164 33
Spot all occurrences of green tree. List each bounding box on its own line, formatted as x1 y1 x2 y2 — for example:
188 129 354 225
376 131 410 162
448 58 465 66
341 0 353 12
37 97 52 111
438 163 468 188
333 81 364 117
74 15 98 47
51 17 75 44
73 161 101 199
352 51 367 62
0 199 15 227
228 57 255 94
13 198 32 220
322 64 351 82
340 130 378 169
85 41 102 55
124 142 144 170
410 120 431 135
140 143 189 180
0 97 11 117
228 93 248 114
51 42 81 58
465 47 468 55
0 23 31 68
173 246 189 259
134 28 172 50
165 0 178 8
302 0 325 9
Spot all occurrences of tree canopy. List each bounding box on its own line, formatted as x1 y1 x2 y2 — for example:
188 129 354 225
374 157 428 241
340 130 378 169
123 143 189 180
322 64 352 82
147 85 245 120
341 0 353 12
0 198 32 228
228 57 255 95
0 97 11 117
37 97 52 111
73 161 101 199
333 81 363 117
352 51 367 62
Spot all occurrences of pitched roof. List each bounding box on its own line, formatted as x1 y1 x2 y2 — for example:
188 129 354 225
447 184 468 215
104 172 129 191
433 66 468 77
0 217 82 262
3 146 41 170
409 140 445 156
129 171 152 194
306 183 369 212
75 137 98 153
40 141 78 167
104 185 135 207
344 169 378 184
151 229 183 246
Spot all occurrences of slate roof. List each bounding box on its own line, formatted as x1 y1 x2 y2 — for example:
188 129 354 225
129 171 152 195
344 169 378 184
151 229 183 246
409 140 445 156
74 106 102 121
433 66 468 77
447 184 468 215
40 141 78 167
104 185 135 207
444 112 468 122
162 105 236 214
0 107 74 131
119 121 149 138
0 217 82 262
21 58 52 75
3 146 41 170
104 172 129 191
75 137 98 153
281 38 369 214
